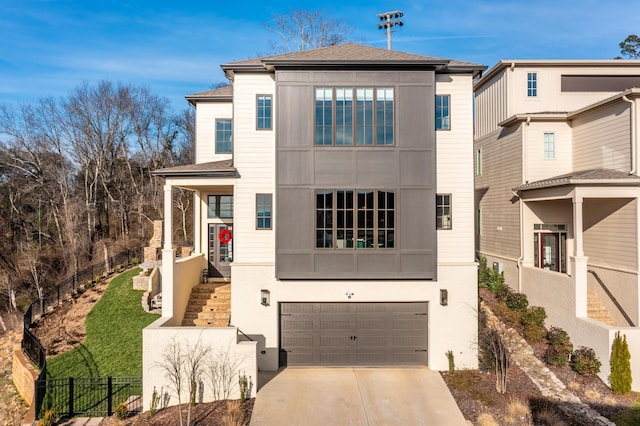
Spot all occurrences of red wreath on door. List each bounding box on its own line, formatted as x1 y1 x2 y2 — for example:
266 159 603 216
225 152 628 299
218 229 232 244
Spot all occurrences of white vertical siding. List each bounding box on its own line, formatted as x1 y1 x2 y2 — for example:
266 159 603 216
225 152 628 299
195 102 233 164
436 74 475 263
232 73 276 263
572 102 631 172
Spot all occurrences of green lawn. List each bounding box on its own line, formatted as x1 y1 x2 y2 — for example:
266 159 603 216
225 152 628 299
46 268 160 378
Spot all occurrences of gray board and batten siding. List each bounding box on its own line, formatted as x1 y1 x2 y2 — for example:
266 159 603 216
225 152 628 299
275 70 437 280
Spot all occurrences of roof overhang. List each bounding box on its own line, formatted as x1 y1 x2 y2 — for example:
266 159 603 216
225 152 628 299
499 113 569 127
152 160 238 178
513 169 640 192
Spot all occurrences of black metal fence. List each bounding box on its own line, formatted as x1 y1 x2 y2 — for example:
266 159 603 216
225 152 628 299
36 376 142 418
24 248 142 326
22 247 143 419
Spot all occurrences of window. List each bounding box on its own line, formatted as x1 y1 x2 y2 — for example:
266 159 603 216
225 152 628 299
533 224 566 273
256 194 272 229
476 209 481 235
208 195 233 218
476 149 482 175
315 87 394 146
435 95 450 130
436 194 452 230
316 189 394 249
543 132 555 159
215 119 232 153
256 95 272 129
527 72 537 97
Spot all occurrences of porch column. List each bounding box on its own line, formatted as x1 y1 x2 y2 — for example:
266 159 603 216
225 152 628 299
162 183 175 317
572 195 588 317
193 191 202 254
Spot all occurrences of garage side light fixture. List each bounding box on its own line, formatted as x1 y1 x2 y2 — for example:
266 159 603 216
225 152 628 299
261 289 270 306
440 289 448 306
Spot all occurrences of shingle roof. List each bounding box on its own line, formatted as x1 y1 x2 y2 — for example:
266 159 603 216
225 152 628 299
222 43 484 73
152 160 237 178
185 85 232 104
514 169 640 191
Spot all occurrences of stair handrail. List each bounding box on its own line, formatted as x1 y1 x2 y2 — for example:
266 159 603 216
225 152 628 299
587 269 635 327
237 328 255 341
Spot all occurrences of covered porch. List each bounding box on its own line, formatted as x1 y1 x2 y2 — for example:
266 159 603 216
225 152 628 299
514 169 640 389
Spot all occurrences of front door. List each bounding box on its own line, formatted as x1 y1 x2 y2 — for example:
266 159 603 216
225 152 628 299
208 224 233 278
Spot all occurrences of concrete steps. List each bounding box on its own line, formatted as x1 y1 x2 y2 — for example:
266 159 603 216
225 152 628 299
587 290 617 326
182 283 231 327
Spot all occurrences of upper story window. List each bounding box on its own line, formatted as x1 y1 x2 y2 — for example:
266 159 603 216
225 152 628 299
315 87 394 146
435 95 450 130
476 149 482 175
436 194 452 230
256 95 272 130
208 195 233 218
527 72 537 97
256 194 272 230
215 119 232 153
316 189 394 249
543 132 555 159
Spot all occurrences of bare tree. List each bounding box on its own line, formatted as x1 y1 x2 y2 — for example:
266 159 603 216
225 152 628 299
157 337 185 426
265 9 353 53
205 346 245 400
183 339 210 426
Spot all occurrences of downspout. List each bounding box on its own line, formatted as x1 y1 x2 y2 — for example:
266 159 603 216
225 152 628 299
516 116 531 292
622 95 636 175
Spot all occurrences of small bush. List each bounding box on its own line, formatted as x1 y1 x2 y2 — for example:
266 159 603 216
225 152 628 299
115 402 129 420
445 350 455 372
492 301 522 324
446 369 495 405
38 409 57 426
130 257 140 265
523 323 547 342
544 328 573 366
494 283 514 302
505 292 529 311
521 306 546 327
150 386 161 416
610 331 632 395
571 346 601 376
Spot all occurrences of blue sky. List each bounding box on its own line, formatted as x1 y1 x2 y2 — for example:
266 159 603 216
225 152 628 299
1 0 638 112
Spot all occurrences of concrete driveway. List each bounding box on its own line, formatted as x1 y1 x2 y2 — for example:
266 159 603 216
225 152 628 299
250 367 467 426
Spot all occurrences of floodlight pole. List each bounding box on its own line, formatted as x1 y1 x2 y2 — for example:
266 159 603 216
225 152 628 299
377 10 404 50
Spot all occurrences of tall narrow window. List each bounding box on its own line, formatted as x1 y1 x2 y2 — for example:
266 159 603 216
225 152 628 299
476 149 482 175
435 95 450 130
335 88 353 145
377 190 394 247
215 119 232 153
335 190 354 247
436 194 452 230
316 190 333 248
208 195 233 218
357 190 374 247
256 95 272 129
477 209 481 235
543 132 555 159
256 194 272 229
315 88 333 145
355 88 374 145
527 72 537 97
376 88 394 145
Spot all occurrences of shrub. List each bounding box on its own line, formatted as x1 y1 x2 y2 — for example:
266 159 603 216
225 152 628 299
544 327 573 367
38 409 56 426
115 402 129 420
445 350 455 372
150 386 161 416
492 301 522 324
610 331 632 394
571 346 601 376
521 306 546 328
477 255 505 292
130 257 140 265
505 292 529 311
494 283 514 302
523 323 547 343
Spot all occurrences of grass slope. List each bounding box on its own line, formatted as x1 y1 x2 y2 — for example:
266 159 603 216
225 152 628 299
47 268 160 378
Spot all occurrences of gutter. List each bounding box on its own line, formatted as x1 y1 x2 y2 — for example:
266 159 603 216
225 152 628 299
622 95 637 175
515 116 531 293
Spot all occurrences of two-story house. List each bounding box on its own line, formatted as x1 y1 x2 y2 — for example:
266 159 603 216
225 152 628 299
142 43 485 409
474 60 640 389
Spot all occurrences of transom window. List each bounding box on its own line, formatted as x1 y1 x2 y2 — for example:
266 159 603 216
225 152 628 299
527 72 538 97
257 95 272 130
436 194 452 230
316 189 395 249
208 195 233 218
543 132 555 159
315 87 394 146
215 119 232 153
435 95 450 130
533 224 566 273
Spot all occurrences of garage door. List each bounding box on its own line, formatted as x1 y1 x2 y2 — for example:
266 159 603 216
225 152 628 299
280 302 428 366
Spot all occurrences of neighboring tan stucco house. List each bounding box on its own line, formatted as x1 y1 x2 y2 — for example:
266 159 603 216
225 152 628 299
474 60 640 389
142 43 485 409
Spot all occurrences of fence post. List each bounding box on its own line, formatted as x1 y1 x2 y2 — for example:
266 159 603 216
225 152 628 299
107 376 113 416
69 377 74 418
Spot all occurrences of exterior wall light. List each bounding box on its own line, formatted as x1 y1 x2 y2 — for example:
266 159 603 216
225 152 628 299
440 289 448 306
261 289 270 306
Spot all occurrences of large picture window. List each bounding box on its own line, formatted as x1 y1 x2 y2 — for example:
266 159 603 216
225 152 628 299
316 189 394 249
315 87 394 146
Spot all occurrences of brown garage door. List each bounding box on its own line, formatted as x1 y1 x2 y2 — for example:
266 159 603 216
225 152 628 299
280 302 428 366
